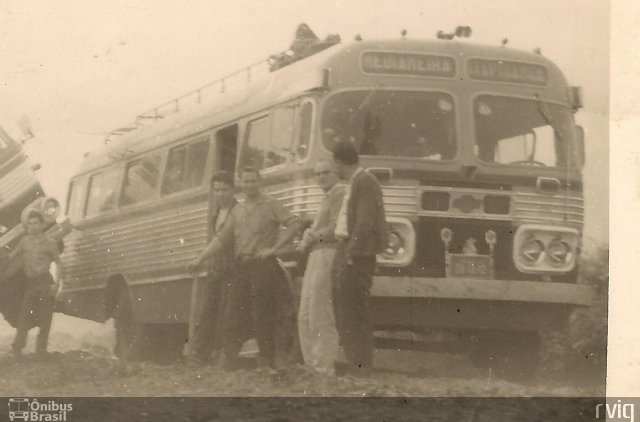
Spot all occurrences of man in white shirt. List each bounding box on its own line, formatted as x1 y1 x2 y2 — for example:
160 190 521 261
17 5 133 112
297 160 345 375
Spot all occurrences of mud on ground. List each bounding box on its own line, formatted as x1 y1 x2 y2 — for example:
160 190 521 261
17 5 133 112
0 342 603 397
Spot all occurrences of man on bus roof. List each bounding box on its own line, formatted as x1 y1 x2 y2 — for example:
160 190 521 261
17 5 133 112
187 167 304 370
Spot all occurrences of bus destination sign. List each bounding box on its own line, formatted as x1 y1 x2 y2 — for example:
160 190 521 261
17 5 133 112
467 58 548 86
361 52 456 78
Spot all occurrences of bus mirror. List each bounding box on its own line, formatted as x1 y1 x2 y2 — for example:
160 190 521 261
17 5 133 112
575 125 585 168
525 130 537 159
568 86 583 110
322 68 331 90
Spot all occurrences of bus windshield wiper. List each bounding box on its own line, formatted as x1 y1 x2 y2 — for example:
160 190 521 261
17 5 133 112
534 93 564 144
348 85 382 126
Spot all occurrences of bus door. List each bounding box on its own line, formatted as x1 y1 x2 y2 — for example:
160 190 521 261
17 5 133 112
216 124 239 174
208 124 239 241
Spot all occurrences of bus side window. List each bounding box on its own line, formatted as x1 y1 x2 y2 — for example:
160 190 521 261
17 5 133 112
85 168 121 217
162 138 210 194
270 106 295 166
66 177 88 220
121 154 162 206
241 117 269 170
241 106 297 171
163 145 187 194
296 102 313 160
184 140 209 189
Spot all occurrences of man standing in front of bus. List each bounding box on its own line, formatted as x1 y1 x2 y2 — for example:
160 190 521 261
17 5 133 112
9 210 64 359
188 167 303 370
188 171 239 365
297 160 344 375
332 141 387 375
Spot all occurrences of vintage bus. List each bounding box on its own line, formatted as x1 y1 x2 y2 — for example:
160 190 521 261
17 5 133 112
0 126 45 233
58 34 591 374
0 126 69 327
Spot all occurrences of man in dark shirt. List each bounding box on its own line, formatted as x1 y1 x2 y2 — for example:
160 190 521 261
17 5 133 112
188 167 303 369
332 141 387 374
188 172 238 364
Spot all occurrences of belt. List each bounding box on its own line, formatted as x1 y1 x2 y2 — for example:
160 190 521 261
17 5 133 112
309 242 339 253
236 254 269 263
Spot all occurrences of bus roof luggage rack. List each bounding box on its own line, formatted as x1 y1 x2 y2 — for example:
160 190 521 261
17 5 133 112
103 57 270 144
103 23 339 145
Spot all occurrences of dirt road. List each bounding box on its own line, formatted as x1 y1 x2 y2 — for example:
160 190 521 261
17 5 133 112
0 337 602 397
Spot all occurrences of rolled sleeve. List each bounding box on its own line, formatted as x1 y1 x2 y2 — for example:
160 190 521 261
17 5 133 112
316 188 345 244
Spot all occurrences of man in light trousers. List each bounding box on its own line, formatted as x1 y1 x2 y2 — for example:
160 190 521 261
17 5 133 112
297 160 344 375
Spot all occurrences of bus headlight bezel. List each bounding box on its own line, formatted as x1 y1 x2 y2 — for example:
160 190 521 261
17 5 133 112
546 239 572 266
513 224 579 273
377 217 415 267
520 238 545 265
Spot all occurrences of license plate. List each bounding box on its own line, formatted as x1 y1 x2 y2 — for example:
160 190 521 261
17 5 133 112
447 254 493 279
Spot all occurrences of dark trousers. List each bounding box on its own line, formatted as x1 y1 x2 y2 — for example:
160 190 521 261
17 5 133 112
13 278 55 353
332 244 376 369
223 257 294 367
190 271 229 361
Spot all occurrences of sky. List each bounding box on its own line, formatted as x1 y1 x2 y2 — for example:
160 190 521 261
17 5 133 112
0 0 609 245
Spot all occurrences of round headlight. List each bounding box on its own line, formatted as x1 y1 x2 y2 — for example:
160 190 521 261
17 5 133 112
440 228 452 243
485 230 497 246
521 238 544 264
384 232 404 257
547 239 571 266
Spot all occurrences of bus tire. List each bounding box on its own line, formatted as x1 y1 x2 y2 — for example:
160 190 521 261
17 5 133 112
470 331 541 381
113 287 153 361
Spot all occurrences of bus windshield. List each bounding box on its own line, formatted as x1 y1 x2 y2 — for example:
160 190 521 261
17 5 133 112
321 90 456 159
474 95 577 167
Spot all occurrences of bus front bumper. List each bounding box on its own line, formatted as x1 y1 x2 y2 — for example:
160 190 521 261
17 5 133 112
368 276 594 331
370 276 593 306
